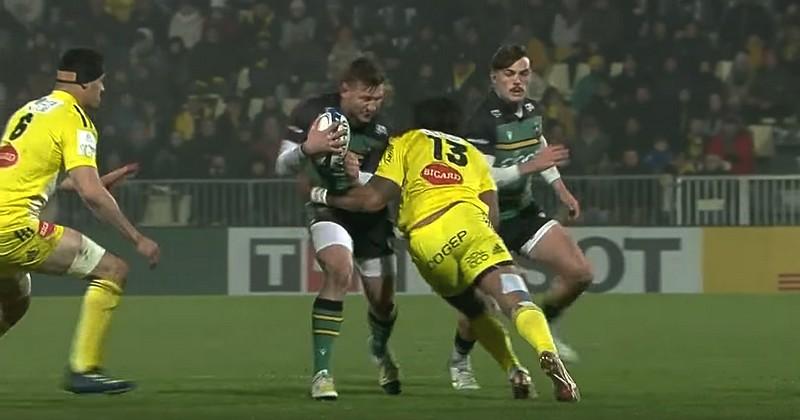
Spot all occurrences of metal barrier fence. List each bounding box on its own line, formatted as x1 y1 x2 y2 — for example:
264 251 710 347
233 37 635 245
47 176 800 228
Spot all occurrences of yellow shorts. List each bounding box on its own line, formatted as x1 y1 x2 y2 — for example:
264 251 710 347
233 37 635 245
408 202 513 297
0 220 65 278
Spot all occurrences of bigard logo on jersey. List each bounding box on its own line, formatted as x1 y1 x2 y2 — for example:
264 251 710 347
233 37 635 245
421 163 462 185
0 145 18 167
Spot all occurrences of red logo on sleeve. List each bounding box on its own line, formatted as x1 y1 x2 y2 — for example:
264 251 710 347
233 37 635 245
38 221 56 238
0 145 18 168
421 163 463 185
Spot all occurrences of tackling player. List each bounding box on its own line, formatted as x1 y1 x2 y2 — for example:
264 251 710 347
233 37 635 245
448 45 593 390
307 97 579 401
275 57 401 400
0 48 160 394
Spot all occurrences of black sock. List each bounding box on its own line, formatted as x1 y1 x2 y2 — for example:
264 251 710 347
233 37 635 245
453 330 476 356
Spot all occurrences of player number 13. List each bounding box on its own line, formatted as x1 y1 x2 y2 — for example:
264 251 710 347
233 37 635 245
428 134 468 167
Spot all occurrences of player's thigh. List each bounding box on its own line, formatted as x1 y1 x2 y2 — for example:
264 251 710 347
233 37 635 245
499 204 556 256
310 220 354 280
528 223 592 284
407 223 463 297
0 221 77 276
36 226 112 282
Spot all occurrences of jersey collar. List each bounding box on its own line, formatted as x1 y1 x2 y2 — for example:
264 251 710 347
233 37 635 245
488 91 527 118
50 89 80 105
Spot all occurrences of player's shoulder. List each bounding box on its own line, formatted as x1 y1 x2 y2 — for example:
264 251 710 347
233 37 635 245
521 97 542 116
364 117 391 141
295 92 340 115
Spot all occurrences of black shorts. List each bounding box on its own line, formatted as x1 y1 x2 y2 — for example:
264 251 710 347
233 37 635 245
305 203 394 259
498 203 553 254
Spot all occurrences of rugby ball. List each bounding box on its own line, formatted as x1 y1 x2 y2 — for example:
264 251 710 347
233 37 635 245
314 108 352 193
314 108 351 167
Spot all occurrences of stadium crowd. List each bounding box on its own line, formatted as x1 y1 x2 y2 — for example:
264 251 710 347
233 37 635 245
1 0 799 180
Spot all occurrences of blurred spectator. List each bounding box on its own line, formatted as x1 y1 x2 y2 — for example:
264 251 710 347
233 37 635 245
719 0 774 54
168 1 204 49
3 0 44 28
616 148 648 175
570 116 611 174
542 88 576 141
0 0 795 180
327 26 361 82
551 0 583 62
571 55 606 113
523 0 555 43
581 0 622 57
643 137 674 174
280 0 315 51
706 115 755 174
612 54 644 105
746 50 795 121
617 116 646 156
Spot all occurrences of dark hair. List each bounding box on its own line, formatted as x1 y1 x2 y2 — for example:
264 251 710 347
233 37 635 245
340 56 386 87
490 44 528 71
412 96 463 134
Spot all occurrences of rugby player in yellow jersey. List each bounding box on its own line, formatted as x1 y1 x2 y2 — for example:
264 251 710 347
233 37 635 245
307 97 580 402
0 48 160 394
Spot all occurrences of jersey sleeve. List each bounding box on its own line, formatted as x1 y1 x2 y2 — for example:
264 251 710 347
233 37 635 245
61 110 98 171
374 135 407 188
283 99 318 144
464 108 497 155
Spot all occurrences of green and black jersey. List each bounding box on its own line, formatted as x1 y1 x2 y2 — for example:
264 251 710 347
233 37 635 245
464 92 546 221
285 93 391 194
284 93 394 259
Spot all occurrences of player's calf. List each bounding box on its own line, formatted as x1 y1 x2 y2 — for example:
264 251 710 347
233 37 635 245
0 273 32 338
476 267 581 402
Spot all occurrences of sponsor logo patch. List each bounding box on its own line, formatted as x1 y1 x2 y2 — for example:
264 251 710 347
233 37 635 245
77 130 97 158
427 230 468 269
0 145 19 167
421 163 462 185
38 221 56 238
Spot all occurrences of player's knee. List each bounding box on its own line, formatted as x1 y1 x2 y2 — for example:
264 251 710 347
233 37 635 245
564 258 593 290
99 256 129 289
324 259 353 291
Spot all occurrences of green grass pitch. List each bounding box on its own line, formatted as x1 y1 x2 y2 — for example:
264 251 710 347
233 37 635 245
1 294 798 419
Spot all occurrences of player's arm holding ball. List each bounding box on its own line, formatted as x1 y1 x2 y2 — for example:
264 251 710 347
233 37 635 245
275 108 348 176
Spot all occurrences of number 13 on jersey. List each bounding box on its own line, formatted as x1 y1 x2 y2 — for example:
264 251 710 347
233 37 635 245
426 131 469 167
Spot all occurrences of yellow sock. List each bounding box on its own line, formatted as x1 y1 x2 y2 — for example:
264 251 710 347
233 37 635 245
470 313 520 372
70 279 122 373
513 304 558 355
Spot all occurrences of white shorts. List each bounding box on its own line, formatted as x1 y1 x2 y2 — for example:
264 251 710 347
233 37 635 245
310 221 396 279
520 220 559 256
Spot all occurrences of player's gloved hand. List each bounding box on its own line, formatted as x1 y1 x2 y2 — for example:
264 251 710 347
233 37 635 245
303 114 347 156
135 235 161 269
310 187 328 205
520 145 569 174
